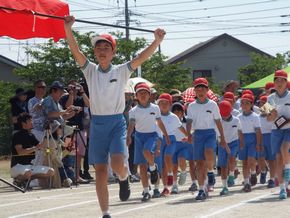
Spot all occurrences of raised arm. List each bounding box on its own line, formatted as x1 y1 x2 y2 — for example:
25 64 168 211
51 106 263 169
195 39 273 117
64 16 87 68
130 28 166 71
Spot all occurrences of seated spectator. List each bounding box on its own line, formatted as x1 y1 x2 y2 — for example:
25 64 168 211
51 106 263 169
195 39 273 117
10 113 54 188
10 88 29 132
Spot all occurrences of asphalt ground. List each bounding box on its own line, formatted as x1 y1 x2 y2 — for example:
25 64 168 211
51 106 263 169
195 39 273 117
1 170 290 218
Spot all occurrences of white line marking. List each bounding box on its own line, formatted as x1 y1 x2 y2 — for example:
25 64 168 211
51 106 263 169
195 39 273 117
202 192 278 218
112 194 192 216
7 192 140 218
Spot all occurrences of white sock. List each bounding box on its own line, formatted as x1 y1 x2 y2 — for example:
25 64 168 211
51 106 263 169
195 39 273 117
271 177 275 181
261 171 266 174
251 171 256 175
103 211 110 216
192 180 196 184
244 178 250 184
144 187 149 193
149 164 156 171
285 164 290 169
154 184 159 190
208 170 214 174
181 170 187 174
119 174 128 181
173 181 177 186
222 179 227 188
280 183 286 191
168 171 173 176
229 171 234 176
199 185 204 191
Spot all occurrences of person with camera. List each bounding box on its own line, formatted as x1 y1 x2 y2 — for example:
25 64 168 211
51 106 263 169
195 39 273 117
60 80 91 183
10 113 54 188
28 80 47 142
42 81 76 125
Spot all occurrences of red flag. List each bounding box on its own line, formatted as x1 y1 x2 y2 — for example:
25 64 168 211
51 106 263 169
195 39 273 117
0 0 69 42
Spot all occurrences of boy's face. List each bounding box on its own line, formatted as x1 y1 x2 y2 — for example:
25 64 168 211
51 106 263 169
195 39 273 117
158 100 171 114
94 41 115 64
136 90 150 105
274 77 287 92
195 86 208 99
241 99 252 113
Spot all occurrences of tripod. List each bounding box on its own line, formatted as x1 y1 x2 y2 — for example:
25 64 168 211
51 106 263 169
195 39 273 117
71 125 86 187
0 177 26 193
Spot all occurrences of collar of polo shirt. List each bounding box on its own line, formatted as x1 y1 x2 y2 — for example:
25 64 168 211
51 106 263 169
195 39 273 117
98 64 113 73
275 90 288 98
196 98 209 104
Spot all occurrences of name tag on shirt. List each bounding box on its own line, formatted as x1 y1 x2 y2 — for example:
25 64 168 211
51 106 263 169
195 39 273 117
110 79 117 83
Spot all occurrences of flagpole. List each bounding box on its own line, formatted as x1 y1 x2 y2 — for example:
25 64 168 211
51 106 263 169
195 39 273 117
0 6 155 33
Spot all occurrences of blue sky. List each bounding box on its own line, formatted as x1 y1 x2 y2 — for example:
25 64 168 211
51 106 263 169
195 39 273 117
1 0 290 65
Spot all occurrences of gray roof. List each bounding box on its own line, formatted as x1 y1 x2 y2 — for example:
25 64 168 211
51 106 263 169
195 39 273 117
0 55 23 68
167 33 273 64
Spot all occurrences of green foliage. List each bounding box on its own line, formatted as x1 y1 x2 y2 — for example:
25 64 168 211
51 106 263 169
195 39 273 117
238 52 286 86
142 53 192 93
0 82 20 155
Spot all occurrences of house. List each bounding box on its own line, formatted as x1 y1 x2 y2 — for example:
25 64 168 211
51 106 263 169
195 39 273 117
167 33 273 84
0 55 22 82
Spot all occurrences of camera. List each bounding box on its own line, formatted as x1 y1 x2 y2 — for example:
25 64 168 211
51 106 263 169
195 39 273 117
72 106 81 112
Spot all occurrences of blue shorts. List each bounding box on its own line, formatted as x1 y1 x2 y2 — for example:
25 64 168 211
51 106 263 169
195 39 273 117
193 129 216 161
173 141 189 164
155 135 176 172
239 133 257 161
186 140 195 161
258 133 275 160
88 114 126 164
217 140 239 167
271 128 290 155
134 131 158 165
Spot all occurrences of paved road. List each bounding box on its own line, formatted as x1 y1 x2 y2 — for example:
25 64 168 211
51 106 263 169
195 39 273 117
1 173 290 218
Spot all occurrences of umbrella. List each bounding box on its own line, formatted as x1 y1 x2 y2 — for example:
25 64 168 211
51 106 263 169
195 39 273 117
182 87 219 103
125 77 154 93
0 0 69 42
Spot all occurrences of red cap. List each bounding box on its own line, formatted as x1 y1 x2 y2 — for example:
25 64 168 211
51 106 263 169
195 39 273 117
157 93 172 104
134 83 150 93
265 82 275 90
242 89 253 96
91 33 117 50
259 95 268 103
241 94 254 103
193 77 208 88
219 100 232 118
223 92 235 101
274 70 288 80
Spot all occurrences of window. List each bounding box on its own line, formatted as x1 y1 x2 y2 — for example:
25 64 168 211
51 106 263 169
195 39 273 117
192 70 212 80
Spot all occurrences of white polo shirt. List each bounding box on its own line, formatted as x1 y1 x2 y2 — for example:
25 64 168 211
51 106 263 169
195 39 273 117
187 99 221 130
175 122 187 142
129 103 161 133
157 112 182 137
259 115 273 134
238 112 261 134
221 116 241 144
81 60 133 115
268 90 290 130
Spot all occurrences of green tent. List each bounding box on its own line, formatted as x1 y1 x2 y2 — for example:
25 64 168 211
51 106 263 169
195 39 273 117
244 66 290 89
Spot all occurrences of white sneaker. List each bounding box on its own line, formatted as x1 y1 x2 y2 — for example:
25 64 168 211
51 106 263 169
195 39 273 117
178 171 187 186
171 185 179 194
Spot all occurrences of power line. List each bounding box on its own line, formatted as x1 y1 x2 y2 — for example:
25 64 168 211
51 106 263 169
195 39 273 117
136 6 290 25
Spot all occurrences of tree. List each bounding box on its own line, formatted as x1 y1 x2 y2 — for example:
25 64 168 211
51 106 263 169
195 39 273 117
238 52 287 86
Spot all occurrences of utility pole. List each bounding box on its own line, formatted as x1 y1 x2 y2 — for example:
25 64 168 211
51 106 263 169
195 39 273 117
125 0 130 40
